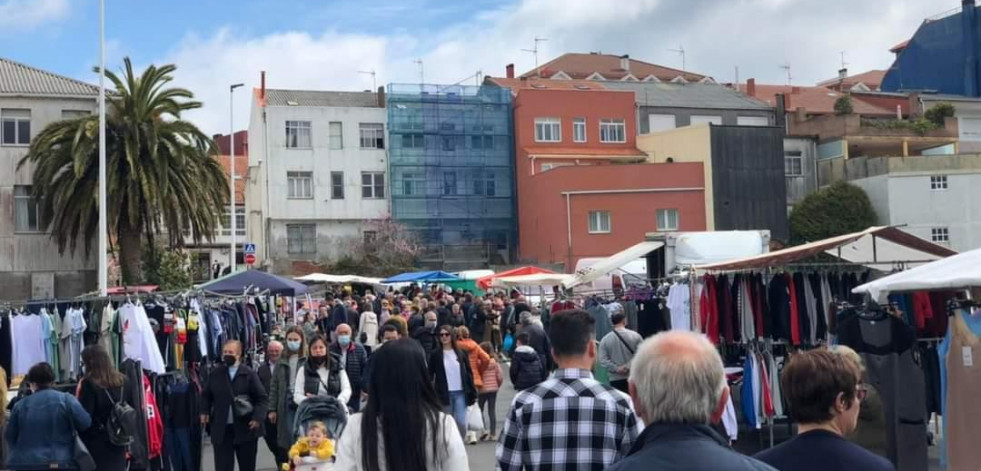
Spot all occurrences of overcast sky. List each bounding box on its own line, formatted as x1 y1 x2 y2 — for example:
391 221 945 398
1 0 956 134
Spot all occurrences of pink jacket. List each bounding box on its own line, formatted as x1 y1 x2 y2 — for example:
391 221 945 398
480 359 504 393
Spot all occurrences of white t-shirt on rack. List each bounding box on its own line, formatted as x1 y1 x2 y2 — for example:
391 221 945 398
11 314 47 376
120 303 166 373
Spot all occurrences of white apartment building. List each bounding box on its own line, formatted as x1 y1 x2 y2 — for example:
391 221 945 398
0 58 98 299
247 87 389 273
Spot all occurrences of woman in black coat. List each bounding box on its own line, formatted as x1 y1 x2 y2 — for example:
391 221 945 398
428 325 477 438
201 340 269 471
77 345 129 471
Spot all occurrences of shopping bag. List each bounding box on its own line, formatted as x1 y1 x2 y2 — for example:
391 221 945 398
503 333 514 352
466 404 484 432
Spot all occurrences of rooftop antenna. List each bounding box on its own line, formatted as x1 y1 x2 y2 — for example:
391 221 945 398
840 51 848 70
668 45 686 72
522 37 548 76
358 69 376 90
413 59 424 85
734 66 740 92
780 63 792 85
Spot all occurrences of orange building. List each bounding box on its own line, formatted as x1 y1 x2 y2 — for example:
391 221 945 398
487 76 707 269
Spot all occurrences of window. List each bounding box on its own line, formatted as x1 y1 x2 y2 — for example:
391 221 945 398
737 116 769 126
331 172 344 199
361 172 385 199
61 110 90 119
287 171 313 199
285 121 312 148
534 118 561 142
441 136 457 151
588 211 611 234
443 171 458 196
402 133 424 149
287 224 316 255
690 115 722 126
471 135 494 149
473 172 496 197
359 123 384 149
785 150 803 177
573 118 587 143
13 185 42 232
657 209 680 231
648 114 676 133
932 227 950 244
219 205 246 236
402 173 425 196
328 122 342 150
363 231 377 245
2 109 31 145
599 119 626 143
931 175 948 190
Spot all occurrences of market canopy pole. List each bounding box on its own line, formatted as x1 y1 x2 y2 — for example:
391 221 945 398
97 0 108 296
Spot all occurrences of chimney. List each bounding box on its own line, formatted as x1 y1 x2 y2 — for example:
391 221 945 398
963 0 979 96
620 54 630 72
783 92 791 110
838 68 848 80
908 91 921 117
746 78 756 97
506 63 515 79
775 94 787 127
795 107 807 123
260 71 266 99
377 86 386 108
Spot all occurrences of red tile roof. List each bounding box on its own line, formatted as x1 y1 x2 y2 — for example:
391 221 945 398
816 70 887 91
484 76 608 92
749 84 894 116
890 39 910 53
520 53 707 82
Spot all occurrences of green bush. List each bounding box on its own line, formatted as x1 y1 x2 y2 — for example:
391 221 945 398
789 181 878 245
834 95 854 115
924 102 955 127
143 244 194 290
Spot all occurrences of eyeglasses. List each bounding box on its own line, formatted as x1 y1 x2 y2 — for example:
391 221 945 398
439 333 451 338
856 385 868 402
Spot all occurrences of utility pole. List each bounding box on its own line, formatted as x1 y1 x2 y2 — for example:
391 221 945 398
413 59 424 85
522 37 548 76
669 45 686 73
358 69 377 90
98 0 107 295
229 83 244 272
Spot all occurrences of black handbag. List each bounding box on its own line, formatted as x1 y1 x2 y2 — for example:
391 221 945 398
233 395 254 418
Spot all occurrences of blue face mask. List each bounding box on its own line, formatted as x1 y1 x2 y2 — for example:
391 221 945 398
338 335 351 346
287 340 302 352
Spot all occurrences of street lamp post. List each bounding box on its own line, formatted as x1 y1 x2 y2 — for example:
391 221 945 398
229 83 244 272
98 0 107 295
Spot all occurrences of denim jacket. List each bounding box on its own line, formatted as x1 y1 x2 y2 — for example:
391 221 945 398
5 388 92 470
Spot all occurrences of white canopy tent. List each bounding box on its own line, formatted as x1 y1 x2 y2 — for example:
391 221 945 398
563 241 664 289
294 273 385 285
492 273 575 288
853 247 981 302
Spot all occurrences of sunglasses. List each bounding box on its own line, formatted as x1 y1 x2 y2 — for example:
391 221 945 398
439 333 451 337
856 385 868 402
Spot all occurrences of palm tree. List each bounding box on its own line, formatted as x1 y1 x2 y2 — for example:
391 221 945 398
19 58 229 283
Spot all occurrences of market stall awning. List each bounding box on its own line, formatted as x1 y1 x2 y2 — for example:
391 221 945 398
492 273 574 288
563 241 664 288
694 226 955 272
854 247 981 301
294 273 384 285
381 270 460 284
477 266 555 290
198 270 309 296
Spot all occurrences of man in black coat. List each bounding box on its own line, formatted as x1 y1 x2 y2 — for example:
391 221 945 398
411 311 440 358
201 340 269 471
329 323 368 412
256 340 286 465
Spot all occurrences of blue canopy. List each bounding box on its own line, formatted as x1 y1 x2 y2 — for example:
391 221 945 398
381 270 461 284
198 270 309 296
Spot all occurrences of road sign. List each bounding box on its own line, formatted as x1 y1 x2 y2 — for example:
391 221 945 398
244 243 256 255
245 253 256 265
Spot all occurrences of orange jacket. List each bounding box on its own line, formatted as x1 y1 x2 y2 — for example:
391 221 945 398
457 339 490 388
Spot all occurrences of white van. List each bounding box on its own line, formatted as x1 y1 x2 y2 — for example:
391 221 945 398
572 257 648 295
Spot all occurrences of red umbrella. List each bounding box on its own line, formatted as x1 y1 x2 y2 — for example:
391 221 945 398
476 266 556 290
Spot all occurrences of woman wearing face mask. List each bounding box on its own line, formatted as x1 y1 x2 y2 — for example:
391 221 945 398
201 340 269 471
429 326 478 438
76 345 129 471
754 349 894 471
6 362 91 471
268 327 308 468
294 335 352 408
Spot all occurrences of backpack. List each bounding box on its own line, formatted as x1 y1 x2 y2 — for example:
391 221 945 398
106 387 138 446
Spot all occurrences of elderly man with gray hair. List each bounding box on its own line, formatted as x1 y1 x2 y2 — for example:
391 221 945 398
608 330 775 471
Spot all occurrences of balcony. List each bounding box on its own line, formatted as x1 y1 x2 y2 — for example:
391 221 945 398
792 114 959 158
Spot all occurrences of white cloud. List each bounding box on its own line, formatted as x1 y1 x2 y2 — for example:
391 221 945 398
0 0 68 30
157 0 956 134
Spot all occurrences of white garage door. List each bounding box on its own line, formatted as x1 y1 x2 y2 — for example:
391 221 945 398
737 116 769 126
648 114 676 133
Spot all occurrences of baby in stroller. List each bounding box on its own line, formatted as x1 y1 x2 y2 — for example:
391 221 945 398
285 395 349 471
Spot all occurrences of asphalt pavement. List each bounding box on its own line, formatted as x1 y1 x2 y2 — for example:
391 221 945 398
201 363 517 471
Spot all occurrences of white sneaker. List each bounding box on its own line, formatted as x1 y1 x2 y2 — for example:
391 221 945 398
466 431 478 445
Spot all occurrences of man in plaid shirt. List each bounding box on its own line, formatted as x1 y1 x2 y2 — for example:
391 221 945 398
496 309 641 471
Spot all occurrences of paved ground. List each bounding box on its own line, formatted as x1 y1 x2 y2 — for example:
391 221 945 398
202 365 518 471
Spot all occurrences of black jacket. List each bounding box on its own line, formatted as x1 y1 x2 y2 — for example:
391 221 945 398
201 364 269 445
509 346 546 390
257 361 275 394
411 326 440 358
329 342 367 389
429 348 477 406
301 353 344 398
607 423 776 471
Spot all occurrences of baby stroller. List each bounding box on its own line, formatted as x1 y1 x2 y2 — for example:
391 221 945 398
288 396 348 471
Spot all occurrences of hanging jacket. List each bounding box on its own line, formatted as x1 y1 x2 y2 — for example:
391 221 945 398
787 274 801 346
741 354 758 429
122 359 150 468
144 374 164 458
